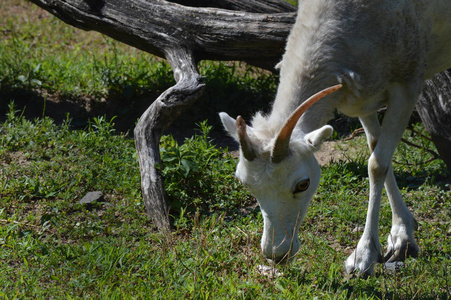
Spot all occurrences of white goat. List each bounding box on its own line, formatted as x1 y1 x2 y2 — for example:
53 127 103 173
219 0 451 275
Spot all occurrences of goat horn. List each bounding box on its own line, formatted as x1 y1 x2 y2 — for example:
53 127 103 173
235 116 257 161
271 84 342 163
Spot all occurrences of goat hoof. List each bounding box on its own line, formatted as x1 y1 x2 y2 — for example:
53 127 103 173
383 242 419 263
345 242 383 276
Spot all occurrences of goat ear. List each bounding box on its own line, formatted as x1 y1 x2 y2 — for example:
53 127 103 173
304 125 333 149
219 112 239 141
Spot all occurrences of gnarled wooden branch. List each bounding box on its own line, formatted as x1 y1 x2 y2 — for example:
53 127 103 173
27 0 296 232
134 47 205 232
28 0 296 70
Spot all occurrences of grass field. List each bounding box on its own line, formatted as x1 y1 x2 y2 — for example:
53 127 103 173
1 0 450 299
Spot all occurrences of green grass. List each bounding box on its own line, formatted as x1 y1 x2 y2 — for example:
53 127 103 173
1 0 450 299
1 104 450 299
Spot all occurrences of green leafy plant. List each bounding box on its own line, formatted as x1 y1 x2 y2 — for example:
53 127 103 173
161 120 253 220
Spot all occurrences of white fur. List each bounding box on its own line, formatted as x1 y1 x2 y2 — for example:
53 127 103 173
220 0 451 275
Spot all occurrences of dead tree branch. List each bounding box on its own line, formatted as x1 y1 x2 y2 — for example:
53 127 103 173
27 0 296 232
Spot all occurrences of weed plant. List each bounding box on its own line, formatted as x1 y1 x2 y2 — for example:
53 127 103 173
160 120 254 222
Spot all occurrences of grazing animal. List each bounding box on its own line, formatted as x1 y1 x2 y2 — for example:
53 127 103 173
219 0 451 275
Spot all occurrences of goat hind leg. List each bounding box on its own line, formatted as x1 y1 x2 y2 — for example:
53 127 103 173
358 112 419 263
383 168 419 262
345 84 419 275
376 84 419 263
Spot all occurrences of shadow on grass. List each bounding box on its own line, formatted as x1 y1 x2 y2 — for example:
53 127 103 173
0 69 277 150
325 158 449 192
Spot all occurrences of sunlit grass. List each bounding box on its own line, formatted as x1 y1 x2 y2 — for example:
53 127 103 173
1 104 450 298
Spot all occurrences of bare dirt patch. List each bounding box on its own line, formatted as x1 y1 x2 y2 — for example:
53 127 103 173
315 139 365 166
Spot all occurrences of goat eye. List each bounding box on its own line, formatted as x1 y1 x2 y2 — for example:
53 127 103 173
294 179 310 194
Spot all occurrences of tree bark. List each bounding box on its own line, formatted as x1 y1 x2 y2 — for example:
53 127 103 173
134 47 205 233
28 0 296 70
417 70 451 173
170 0 296 13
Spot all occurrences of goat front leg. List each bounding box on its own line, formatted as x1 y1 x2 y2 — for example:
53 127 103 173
345 151 384 276
345 113 383 275
345 84 418 276
134 47 205 233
